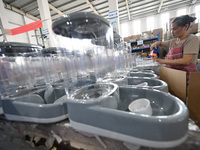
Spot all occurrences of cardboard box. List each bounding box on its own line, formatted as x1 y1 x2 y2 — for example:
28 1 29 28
142 31 151 39
130 35 141 41
124 36 130 42
159 66 200 126
159 67 187 102
141 53 147 57
188 23 198 34
196 33 200 58
153 28 163 39
130 35 137 41
136 34 141 40
187 72 200 126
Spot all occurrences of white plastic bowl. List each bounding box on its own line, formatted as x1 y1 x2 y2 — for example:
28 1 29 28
128 98 152 115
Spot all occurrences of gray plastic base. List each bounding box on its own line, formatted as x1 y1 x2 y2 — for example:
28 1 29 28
67 84 188 148
0 100 3 114
70 120 187 148
1 87 68 123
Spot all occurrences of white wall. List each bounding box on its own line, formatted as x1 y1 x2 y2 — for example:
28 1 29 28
0 8 40 45
120 3 200 38
1 3 199 43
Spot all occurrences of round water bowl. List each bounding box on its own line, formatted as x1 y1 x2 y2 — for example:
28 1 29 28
126 77 168 92
101 75 128 85
130 69 155 74
128 72 157 79
71 83 119 109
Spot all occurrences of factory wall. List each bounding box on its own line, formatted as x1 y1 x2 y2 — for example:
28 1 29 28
0 8 40 45
120 3 200 38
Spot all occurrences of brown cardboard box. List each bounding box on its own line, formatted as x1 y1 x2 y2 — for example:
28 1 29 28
188 23 198 34
130 35 141 41
124 36 130 42
141 53 147 57
159 66 200 126
142 31 151 39
153 28 163 39
187 72 200 126
136 34 141 40
196 33 200 58
159 67 187 102
130 35 137 41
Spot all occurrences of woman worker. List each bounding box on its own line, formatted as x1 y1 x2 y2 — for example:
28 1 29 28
151 15 200 84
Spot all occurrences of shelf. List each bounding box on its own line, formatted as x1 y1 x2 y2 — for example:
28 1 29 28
129 32 160 57
132 46 150 51
128 37 158 44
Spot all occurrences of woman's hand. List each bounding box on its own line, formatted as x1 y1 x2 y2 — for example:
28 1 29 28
150 41 164 51
153 57 165 64
150 42 159 51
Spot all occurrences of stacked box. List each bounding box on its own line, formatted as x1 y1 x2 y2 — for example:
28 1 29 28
130 34 141 41
188 23 198 34
153 28 163 39
142 31 151 39
124 36 130 42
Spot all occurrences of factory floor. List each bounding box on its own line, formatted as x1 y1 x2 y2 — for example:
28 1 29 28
0 117 200 150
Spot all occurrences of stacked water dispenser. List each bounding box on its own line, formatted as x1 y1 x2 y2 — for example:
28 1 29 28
0 42 68 123
0 42 45 96
52 12 189 148
52 12 116 90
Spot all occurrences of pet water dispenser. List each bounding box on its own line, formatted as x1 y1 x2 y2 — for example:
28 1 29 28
52 11 115 92
0 42 68 123
67 85 188 148
0 42 45 98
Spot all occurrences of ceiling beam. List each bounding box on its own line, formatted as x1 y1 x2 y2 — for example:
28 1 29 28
49 4 64 15
4 3 39 21
158 0 164 13
85 0 99 15
125 0 130 20
50 0 60 3
51 4 89 20
26 7 38 14
9 0 18 5
21 1 36 9
54 0 78 9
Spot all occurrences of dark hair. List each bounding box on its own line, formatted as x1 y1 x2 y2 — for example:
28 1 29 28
172 15 196 29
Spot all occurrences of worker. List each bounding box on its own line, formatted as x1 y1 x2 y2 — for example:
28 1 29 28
150 15 200 84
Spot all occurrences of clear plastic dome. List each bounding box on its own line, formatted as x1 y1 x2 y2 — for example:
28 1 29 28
52 12 115 94
0 42 46 98
41 47 68 84
112 32 135 78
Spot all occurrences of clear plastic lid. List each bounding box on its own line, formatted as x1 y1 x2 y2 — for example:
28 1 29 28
0 42 42 56
52 12 111 41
